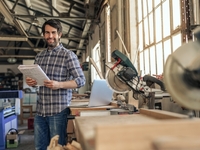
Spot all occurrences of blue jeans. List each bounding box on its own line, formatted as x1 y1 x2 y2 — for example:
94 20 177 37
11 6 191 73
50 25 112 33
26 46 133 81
34 108 70 150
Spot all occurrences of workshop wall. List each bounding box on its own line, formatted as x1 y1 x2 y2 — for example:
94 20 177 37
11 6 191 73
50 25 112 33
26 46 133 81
0 65 20 74
88 6 106 81
88 0 126 79
87 0 139 104
110 0 120 52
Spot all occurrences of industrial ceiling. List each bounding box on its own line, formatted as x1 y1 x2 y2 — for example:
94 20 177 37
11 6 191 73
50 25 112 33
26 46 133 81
0 0 104 64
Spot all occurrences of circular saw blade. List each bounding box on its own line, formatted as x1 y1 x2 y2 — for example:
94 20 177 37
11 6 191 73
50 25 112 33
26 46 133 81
105 69 130 93
164 46 200 111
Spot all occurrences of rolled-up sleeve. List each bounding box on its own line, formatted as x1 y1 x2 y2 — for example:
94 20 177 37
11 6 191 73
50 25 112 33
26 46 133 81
67 51 86 88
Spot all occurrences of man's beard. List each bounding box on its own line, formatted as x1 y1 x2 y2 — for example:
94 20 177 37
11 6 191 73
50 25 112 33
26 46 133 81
46 38 59 48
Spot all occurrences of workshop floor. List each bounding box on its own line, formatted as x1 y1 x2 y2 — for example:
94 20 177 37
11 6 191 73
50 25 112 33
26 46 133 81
6 115 35 150
10 125 75 150
5 113 74 150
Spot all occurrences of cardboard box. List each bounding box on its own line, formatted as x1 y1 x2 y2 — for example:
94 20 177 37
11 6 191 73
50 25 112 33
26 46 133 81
6 132 19 148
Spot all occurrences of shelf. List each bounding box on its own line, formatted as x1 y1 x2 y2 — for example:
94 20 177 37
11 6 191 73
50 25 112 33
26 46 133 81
0 74 21 91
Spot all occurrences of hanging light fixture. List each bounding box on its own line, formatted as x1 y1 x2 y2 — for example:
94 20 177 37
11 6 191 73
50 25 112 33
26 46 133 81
7 57 17 63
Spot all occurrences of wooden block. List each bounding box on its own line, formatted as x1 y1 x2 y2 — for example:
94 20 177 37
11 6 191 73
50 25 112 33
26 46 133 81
95 119 200 150
74 109 200 150
79 110 110 117
70 105 117 116
75 114 159 150
152 136 200 150
71 141 82 150
64 141 82 150
139 108 189 119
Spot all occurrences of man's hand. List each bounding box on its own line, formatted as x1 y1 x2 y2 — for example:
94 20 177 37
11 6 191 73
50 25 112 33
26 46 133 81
26 77 37 87
44 80 61 90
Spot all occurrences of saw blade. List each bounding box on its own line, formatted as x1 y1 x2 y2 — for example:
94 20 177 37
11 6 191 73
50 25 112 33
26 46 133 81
105 69 130 93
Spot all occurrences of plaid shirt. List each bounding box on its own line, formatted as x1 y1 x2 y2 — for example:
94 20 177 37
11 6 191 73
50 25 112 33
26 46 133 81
34 43 85 116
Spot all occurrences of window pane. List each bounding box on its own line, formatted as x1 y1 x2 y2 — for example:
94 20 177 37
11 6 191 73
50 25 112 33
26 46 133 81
134 0 182 78
150 46 156 75
172 33 182 52
92 42 101 80
162 0 170 37
137 1 142 22
149 13 154 43
139 23 143 50
163 39 171 63
139 51 144 76
147 0 153 12
155 6 162 42
154 0 161 7
143 0 147 17
172 0 181 29
144 18 149 45
144 49 149 74
156 43 163 74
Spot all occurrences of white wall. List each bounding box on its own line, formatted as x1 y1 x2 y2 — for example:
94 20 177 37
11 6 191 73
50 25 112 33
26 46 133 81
0 59 35 74
88 25 100 54
0 64 21 74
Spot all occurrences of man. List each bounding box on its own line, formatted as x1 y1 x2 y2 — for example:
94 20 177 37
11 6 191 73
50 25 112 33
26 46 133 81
26 19 85 150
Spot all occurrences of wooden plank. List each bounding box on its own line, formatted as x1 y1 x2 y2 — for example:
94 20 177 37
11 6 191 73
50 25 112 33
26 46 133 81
152 137 200 150
71 98 89 102
70 101 117 106
110 101 118 107
79 110 111 117
69 102 118 140
74 110 200 150
72 94 88 97
139 108 189 119
69 101 118 116
95 119 200 150
72 94 89 99
70 106 117 116
75 114 159 150
89 58 104 79
64 140 83 150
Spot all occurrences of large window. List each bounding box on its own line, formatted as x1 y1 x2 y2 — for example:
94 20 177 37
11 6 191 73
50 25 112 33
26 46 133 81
91 41 102 81
135 0 182 75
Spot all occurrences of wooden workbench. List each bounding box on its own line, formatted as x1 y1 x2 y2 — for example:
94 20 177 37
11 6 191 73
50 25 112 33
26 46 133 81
66 99 118 138
75 108 200 150
69 99 118 115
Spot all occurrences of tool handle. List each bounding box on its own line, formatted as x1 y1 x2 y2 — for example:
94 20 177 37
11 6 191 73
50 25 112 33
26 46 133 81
143 75 165 91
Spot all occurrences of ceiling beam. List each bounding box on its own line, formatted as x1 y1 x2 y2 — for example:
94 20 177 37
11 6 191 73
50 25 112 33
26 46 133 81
44 0 60 16
33 48 86 52
14 15 95 20
0 37 28 41
76 0 96 56
0 47 86 51
16 17 84 31
0 0 35 48
0 36 88 40
8 0 86 16
0 47 35 50
51 0 57 16
0 55 35 58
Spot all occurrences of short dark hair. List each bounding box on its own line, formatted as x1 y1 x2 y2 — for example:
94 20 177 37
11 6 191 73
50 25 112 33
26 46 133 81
42 19 62 34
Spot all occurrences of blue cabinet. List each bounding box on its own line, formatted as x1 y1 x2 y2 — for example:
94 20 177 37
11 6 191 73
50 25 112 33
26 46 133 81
0 109 18 150
0 90 23 150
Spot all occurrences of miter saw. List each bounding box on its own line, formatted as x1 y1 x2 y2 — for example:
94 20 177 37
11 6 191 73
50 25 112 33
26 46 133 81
106 27 200 115
105 50 166 111
164 27 200 112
